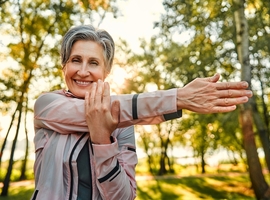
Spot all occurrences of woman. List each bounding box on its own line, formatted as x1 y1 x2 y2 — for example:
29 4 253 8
31 25 252 200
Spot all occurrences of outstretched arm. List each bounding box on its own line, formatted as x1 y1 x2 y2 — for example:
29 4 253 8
176 73 252 113
34 74 252 134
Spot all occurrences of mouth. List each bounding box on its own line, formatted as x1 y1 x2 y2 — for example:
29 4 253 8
74 80 93 86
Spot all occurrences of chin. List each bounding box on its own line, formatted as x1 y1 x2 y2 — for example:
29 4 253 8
71 91 86 99
77 93 86 99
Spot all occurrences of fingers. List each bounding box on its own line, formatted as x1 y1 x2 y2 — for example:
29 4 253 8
86 80 115 115
89 82 97 104
88 79 106 104
111 100 120 123
91 81 119 124
85 80 105 113
205 74 249 90
210 95 249 113
212 105 237 113
103 82 111 110
94 79 103 102
216 96 249 106
218 89 253 98
215 81 249 90
85 91 90 111
204 74 250 91
207 73 220 83
209 77 252 99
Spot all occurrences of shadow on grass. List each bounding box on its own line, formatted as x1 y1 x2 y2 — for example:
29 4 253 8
136 175 255 200
137 178 180 200
0 174 255 200
0 185 34 200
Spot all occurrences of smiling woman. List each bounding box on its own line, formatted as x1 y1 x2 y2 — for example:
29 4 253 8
30 24 252 200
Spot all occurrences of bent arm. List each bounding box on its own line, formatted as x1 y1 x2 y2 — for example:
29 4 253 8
34 89 182 134
93 126 137 200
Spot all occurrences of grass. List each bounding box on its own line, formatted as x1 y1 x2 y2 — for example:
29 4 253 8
136 173 254 200
0 184 34 200
0 172 255 200
0 162 258 199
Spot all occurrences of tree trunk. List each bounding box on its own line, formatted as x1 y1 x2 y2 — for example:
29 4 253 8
159 150 167 175
240 106 269 198
1 68 33 196
19 104 29 180
0 106 18 169
234 0 270 198
147 154 154 174
140 132 154 174
252 96 270 173
158 131 167 175
258 79 269 131
1 104 22 196
158 124 173 175
201 151 206 174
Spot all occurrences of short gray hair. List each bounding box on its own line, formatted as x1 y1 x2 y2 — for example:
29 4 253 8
60 25 115 74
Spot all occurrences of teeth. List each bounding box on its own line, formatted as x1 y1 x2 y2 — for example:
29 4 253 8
76 80 91 85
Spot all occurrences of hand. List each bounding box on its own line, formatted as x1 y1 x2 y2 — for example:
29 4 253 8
85 80 120 144
176 73 253 114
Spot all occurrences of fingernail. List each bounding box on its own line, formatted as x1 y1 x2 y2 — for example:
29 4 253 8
246 91 253 96
242 82 248 87
242 96 248 102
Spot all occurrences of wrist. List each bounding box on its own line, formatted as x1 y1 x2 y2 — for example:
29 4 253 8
91 136 114 145
177 88 186 110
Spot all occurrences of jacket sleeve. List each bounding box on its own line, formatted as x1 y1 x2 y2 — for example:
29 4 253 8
92 126 137 200
34 89 182 134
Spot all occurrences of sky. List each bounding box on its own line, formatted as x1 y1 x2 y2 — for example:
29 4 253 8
101 0 164 51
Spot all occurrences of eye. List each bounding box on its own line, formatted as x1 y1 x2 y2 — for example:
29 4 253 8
72 58 81 63
89 60 98 66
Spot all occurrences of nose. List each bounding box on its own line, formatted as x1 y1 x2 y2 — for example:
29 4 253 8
77 63 90 77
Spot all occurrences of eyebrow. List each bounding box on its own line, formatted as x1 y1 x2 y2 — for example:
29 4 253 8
69 54 81 58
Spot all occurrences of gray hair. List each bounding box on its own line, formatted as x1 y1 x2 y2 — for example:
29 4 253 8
60 25 115 74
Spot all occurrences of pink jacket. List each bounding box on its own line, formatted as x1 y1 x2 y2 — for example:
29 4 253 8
31 89 181 200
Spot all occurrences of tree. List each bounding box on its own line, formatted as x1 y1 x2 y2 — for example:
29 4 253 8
0 0 119 196
246 0 270 172
178 112 234 174
234 0 270 198
0 0 8 6
147 0 270 196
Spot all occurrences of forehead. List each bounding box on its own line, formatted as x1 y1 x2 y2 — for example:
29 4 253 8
70 40 104 57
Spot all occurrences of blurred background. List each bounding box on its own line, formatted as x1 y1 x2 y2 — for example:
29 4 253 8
0 0 269 199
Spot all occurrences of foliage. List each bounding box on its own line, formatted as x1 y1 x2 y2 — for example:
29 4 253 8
119 0 269 172
0 0 121 196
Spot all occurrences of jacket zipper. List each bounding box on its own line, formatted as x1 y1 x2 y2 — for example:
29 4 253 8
68 132 88 200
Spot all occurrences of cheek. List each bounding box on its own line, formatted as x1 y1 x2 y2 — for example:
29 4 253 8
63 65 75 78
91 68 107 79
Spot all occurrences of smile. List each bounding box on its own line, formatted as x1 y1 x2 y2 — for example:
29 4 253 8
74 80 92 86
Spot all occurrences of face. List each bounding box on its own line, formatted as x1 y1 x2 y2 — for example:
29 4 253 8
63 40 107 98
